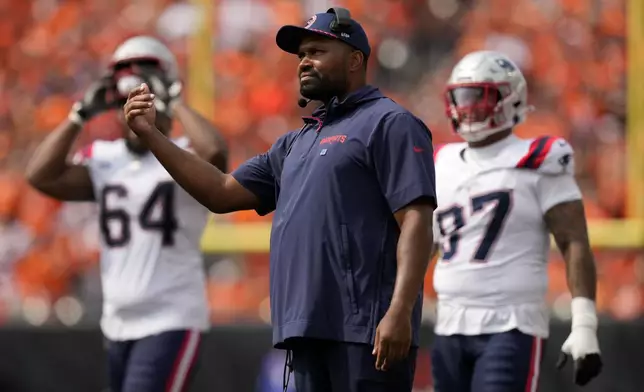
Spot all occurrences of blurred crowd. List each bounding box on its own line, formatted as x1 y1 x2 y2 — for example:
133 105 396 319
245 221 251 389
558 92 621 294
0 0 641 326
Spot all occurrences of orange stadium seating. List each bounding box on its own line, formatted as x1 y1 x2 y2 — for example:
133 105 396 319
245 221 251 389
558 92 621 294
0 0 639 325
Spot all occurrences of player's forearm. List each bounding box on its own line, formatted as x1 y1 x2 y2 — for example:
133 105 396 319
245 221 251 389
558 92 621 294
545 200 597 300
390 206 433 316
26 120 82 187
136 126 236 213
563 244 599 342
172 101 229 171
562 242 597 300
545 199 599 340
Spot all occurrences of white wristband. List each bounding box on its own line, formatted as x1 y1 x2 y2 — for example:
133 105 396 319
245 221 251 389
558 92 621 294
571 297 598 330
68 105 84 126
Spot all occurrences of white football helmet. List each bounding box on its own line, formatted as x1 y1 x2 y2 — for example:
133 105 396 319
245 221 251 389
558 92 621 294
110 36 179 81
445 51 531 142
109 36 180 113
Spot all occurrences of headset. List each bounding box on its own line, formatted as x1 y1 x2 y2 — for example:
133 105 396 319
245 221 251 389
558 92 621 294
327 7 353 34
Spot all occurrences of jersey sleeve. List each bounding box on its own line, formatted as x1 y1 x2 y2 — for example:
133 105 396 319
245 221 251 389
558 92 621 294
231 131 296 216
433 144 447 163
368 113 437 213
521 137 581 212
70 141 101 191
71 143 94 166
517 136 575 175
536 173 582 213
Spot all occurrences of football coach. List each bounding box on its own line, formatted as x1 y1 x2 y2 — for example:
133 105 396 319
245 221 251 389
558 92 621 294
123 7 437 392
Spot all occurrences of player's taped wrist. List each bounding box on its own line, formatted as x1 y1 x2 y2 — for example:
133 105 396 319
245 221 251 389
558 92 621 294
68 107 84 126
570 297 598 330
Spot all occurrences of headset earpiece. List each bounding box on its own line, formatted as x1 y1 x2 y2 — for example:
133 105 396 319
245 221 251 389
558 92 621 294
327 7 353 33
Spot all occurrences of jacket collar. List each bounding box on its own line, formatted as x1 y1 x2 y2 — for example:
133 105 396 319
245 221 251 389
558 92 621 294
306 85 385 122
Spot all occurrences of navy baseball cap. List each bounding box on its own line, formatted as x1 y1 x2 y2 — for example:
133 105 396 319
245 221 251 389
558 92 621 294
276 8 371 58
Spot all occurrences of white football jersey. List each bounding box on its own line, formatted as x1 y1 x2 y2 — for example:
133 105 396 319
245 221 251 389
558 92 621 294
75 137 210 341
432 135 581 338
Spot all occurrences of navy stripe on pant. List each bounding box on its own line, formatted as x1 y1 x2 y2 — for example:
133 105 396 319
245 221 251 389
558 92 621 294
107 329 201 392
288 338 417 392
431 329 544 392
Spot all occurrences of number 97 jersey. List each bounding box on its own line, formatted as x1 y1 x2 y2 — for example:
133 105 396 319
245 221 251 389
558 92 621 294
431 136 582 338
75 137 210 341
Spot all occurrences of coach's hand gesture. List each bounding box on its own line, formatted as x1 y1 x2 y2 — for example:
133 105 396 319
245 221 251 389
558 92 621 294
124 83 156 135
373 307 412 371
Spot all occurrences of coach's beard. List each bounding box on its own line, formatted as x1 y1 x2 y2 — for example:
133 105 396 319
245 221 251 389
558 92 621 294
300 77 323 99
301 72 352 106
300 72 336 101
300 82 344 106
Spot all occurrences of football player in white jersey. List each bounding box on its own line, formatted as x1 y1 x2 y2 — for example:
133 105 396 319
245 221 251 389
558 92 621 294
430 51 602 391
25 36 227 392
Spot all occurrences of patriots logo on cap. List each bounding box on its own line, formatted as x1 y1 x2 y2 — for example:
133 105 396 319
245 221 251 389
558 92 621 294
304 15 317 29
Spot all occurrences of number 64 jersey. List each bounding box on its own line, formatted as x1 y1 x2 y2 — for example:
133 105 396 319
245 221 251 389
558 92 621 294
431 135 581 339
75 137 210 341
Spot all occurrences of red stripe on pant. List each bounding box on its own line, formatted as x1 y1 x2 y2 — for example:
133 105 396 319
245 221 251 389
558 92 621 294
524 337 543 392
165 330 200 392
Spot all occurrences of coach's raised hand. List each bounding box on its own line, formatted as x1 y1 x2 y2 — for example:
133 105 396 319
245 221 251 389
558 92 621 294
119 83 260 215
124 83 156 135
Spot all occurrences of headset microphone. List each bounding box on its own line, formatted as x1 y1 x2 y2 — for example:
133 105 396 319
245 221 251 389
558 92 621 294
298 98 311 108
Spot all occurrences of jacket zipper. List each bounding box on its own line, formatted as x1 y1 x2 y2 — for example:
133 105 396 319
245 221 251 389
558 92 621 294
302 116 324 156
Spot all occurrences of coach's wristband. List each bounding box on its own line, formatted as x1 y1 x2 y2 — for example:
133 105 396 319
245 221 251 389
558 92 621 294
570 297 598 330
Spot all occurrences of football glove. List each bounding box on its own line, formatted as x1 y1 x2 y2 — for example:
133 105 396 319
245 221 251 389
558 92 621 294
68 76 119 125
556 297 603 386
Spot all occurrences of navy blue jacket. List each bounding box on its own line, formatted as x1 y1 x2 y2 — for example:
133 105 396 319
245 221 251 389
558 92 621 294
232 86 436 348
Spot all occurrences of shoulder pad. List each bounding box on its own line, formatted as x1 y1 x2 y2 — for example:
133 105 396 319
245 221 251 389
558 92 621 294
516 136 574 175
75 139 125 165
72 142 95 165
433 144 446 162
433 142 465 162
